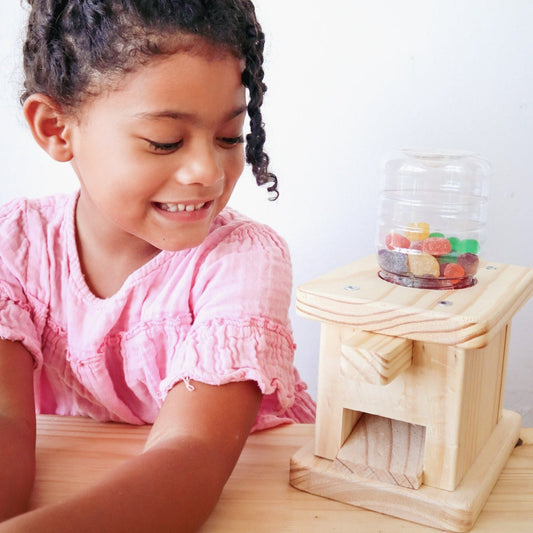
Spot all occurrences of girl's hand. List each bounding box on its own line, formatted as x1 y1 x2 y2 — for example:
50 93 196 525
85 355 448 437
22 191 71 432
0 340 36 522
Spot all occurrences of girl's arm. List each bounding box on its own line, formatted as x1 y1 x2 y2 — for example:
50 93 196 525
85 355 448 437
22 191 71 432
0 379 262 533
0 340 36 521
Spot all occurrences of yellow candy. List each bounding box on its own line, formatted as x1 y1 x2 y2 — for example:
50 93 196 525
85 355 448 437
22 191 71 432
408 253 440 277
405 222 430 242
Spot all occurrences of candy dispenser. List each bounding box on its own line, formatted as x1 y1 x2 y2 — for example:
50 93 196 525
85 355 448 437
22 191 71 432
289 149 533 531
376 150 490 289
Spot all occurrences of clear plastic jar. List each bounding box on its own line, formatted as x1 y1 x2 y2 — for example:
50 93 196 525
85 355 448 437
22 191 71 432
376 150 490 289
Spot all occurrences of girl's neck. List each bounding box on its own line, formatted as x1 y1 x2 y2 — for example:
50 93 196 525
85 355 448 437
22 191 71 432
74 194 161 299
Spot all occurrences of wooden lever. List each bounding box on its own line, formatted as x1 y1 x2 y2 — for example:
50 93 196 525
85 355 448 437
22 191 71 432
341 330 413 385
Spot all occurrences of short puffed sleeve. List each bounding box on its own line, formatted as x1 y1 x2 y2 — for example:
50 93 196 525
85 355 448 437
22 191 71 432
159 218 307 427
0 200 43 365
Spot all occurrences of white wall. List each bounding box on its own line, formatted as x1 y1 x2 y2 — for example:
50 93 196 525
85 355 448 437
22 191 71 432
1 1 532 424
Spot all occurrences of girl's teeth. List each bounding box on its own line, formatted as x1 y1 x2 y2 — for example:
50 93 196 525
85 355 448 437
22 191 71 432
159 202 206 212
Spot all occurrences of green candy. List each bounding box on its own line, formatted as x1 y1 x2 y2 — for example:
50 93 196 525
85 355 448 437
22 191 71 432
458 239 480 254
429 232 445 238
440 252 459 264
448 237 461 252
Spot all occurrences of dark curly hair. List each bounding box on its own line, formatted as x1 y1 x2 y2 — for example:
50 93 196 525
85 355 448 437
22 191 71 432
21 0 278 198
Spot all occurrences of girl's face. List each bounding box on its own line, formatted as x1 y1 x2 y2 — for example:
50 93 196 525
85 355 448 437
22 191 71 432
68 50 246 257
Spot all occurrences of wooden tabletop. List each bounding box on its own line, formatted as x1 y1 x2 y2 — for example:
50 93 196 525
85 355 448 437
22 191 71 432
30 416 533 532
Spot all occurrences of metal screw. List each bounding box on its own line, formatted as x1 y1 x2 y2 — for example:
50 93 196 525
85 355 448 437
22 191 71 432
437 300 453 306
344 285 360 291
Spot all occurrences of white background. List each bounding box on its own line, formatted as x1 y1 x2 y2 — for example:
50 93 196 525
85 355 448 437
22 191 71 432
1 1 532 424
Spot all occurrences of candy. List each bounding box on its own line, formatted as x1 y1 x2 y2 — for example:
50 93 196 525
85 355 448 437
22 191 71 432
405 222 430 241
422 237 451 256
440 252 459 264
408 253 440 277
457 252 479 275
458 239 480 254
380 226 480 289
448 237 461 252
443 263 466 284
378 249 409 275
385 232 410 250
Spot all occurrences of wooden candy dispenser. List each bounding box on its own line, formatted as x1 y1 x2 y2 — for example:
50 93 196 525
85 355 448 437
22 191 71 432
289 255 533 531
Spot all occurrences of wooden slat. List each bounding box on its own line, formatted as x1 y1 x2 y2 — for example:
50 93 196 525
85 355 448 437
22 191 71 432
334 414 425 489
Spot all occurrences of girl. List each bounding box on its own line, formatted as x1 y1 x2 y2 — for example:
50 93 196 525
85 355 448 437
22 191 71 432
0 1 315 531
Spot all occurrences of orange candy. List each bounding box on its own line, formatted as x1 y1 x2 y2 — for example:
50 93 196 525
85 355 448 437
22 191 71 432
422 237 451 256
443 263 466 284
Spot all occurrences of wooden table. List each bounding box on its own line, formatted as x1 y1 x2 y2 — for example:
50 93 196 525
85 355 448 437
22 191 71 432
30 416 533 532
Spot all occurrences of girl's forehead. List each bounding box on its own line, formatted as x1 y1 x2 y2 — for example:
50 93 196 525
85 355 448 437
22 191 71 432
76 48 246 124
81 41 244 112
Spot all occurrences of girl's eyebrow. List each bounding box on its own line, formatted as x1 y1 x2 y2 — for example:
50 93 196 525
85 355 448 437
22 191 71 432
133 105 247 122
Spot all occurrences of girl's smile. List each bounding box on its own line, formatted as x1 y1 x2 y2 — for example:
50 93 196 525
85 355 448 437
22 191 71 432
66 49 246 278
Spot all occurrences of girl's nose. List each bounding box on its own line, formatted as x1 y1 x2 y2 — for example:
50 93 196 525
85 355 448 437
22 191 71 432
174 140 224 187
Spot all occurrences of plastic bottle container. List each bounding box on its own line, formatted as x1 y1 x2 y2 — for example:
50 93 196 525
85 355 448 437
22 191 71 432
376 150 490 289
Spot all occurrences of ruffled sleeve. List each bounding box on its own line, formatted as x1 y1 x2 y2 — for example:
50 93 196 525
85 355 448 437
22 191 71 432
0 200 43 366
160 217 315 431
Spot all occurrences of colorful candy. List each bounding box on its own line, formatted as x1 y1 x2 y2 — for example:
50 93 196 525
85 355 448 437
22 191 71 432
409 240 424 251
408 253 440 278
448 236 461 252
458 239 480 255
385 232 410 251
422 237 451 256
405 222 430 241
457 252 479 275
378 220 480 289
378 249 409 275
440 252 459 264
443 263 466 285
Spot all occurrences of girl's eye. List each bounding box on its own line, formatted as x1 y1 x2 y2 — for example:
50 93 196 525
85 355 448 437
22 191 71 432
218 135 245 147
147 140 182 153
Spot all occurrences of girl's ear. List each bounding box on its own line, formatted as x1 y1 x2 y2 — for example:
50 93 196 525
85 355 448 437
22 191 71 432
23 94 75 162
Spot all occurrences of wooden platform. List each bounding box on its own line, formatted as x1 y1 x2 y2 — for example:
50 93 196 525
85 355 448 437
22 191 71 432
290 410 521 532
296 255 533 349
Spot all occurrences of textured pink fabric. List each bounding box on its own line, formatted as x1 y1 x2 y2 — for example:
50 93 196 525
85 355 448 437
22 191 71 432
0 193 315 431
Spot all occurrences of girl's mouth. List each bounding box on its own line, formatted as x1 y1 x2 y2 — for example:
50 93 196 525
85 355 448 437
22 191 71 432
154 201 208 213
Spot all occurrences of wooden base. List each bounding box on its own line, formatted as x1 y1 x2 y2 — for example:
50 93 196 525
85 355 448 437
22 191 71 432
290 410 521 532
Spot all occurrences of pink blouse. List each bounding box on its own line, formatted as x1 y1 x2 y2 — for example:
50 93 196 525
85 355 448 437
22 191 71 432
0 193 315 431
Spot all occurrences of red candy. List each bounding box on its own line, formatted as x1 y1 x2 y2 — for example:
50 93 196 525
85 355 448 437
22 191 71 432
386 232 410 250
457 252 479 275
422 237 451 256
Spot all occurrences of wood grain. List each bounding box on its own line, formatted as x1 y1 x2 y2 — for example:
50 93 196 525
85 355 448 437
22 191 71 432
296 255 533 349
30 416 533 532
341 330 413 385
334 414 425 489
291 411 522 532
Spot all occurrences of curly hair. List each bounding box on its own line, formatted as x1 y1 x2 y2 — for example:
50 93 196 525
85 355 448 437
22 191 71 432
21 0 278 198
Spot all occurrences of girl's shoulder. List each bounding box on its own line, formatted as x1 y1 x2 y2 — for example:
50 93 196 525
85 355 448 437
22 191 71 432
0 193 74 292
206 207 291 261
0 193 72 235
